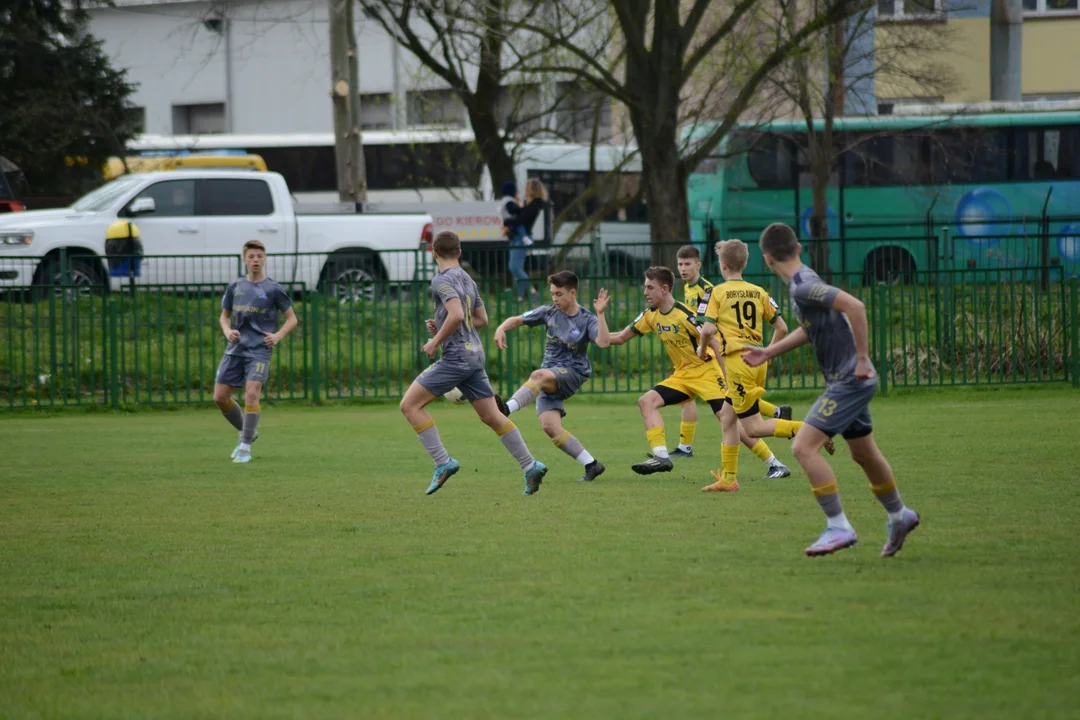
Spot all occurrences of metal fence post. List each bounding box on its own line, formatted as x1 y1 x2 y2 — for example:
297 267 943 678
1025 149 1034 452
876 283 889 396
310 294 321 404
1071 277 1079 388
108 299 120 409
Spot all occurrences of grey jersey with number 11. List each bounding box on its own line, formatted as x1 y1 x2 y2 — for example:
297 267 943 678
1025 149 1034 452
520 304 599 376
430 267 484 356
788 266 875 387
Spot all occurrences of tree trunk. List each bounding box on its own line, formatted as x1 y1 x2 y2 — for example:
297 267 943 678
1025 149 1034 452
466 99 515 193
640 141 690 269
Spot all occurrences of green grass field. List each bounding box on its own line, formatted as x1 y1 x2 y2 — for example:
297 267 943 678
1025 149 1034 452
2 389 1079 719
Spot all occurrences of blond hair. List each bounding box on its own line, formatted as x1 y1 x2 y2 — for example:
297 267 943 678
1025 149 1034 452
715 238 749 272
524 178 549 203
242 240 266 256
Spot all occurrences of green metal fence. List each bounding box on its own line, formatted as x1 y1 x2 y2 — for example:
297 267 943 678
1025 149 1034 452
2 247 1078 409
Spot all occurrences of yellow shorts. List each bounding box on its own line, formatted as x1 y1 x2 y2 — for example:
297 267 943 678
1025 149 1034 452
656 362 727 405
724 353 768 417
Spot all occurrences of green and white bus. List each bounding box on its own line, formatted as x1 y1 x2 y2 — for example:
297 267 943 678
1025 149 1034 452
686 107 1080 282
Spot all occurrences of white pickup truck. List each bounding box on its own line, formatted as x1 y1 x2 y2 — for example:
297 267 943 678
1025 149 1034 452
0 170 433 298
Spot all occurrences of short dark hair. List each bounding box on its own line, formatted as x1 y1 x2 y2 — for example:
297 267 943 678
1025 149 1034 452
759 223 800 261
242 240 266 255
432 230 461 259
676 245 700 260
547 270 578 291
644 266 675 292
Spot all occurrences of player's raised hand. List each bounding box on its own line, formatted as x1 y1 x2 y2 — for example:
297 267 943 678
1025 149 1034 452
855 357 877 380
425 318 437 336
741 346 770 368
593 288 610 315
494 327 508 350
225 328 240 344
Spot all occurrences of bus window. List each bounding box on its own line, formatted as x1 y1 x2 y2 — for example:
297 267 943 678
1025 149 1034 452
746 135 795 189
1011 127 1080 180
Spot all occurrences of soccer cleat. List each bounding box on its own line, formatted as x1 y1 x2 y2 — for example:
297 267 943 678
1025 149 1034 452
231 431 259 459
523 460 548 495
805 527 858 557
881 508 921 557
763 462 792 479
579 460 606 482
631 455 674 475
701 470 739 492
776 405 793 421
824 438 836 455
494 393 511 417
669 447 694 458
233 448 252 464
426 458 460 495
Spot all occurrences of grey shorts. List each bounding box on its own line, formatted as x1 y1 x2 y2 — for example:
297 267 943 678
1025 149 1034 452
536 366 588 417
417 351 494 402
215 354 271 387
804 380 878 440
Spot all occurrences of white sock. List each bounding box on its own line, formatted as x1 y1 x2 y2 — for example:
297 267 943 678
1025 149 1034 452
826 512 854 531
766 454 781 466
678 443 693 453
507 399 521 414
575 449 595 466
239 442 251 452
773 408 781 418
652 446 670 459
887 507 907 523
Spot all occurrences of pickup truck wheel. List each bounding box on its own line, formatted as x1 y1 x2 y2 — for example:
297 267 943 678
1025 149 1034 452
32 257 104 300
323 257 383 303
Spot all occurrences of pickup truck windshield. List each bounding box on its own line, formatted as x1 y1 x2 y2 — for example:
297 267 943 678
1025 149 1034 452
71 176 144 212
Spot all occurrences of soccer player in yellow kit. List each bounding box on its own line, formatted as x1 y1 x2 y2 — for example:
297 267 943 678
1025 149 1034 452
697 239 833 492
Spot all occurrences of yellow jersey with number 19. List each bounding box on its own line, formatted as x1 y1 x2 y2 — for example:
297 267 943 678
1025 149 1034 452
696 280 780 355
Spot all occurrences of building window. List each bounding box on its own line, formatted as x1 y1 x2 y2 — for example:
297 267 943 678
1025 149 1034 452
553 82 613 143
172 103 226 134
406 89 466 128
1023 0 1079 14
360 93 394 130
877 0 943 18
498 84 544 139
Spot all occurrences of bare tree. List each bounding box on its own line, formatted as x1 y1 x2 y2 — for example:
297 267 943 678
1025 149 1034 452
761 0 956 277
511 0 864 266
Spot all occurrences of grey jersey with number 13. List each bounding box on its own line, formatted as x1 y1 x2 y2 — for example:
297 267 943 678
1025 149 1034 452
430 267 484 356
788 266 875 387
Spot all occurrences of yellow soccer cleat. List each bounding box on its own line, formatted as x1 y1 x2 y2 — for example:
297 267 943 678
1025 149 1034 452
701 470 739 492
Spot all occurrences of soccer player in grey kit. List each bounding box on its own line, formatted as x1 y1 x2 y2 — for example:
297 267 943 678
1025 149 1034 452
213 240 298 463
493 271 611 483
399 230 549 496
742 223 920 557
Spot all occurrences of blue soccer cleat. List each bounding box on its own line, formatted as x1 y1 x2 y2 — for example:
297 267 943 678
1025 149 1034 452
426 458 460 495
805 526 858 557
233 448 252 464
523 460 548 496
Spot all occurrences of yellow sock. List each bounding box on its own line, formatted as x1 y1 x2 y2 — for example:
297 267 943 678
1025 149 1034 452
679 421 697 447
646 426 667 456
759 400 778 417
722 444 739 482
750 440 773 463
774 419 801 439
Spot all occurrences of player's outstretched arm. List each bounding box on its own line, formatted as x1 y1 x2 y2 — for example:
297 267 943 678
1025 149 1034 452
494 315 525 350
604 326 637 347
831 291 874 378
743 327 808 367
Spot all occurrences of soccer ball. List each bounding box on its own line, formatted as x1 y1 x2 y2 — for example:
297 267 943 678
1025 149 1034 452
444 387 469 404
